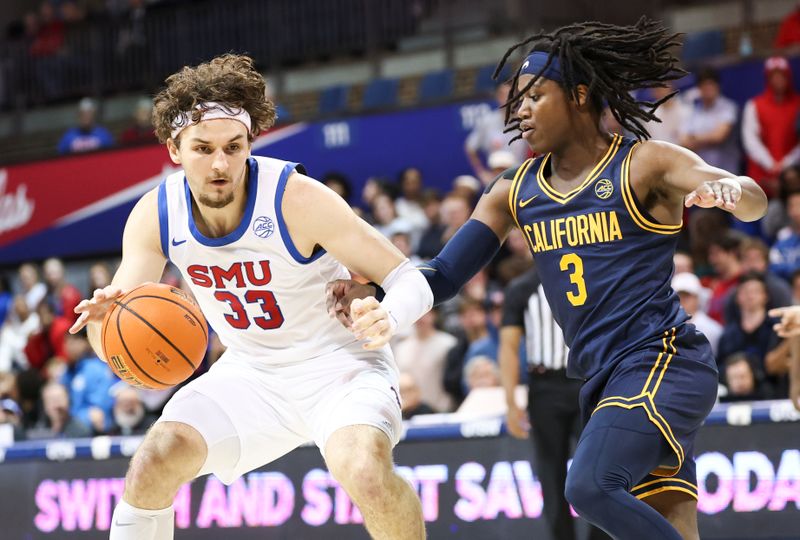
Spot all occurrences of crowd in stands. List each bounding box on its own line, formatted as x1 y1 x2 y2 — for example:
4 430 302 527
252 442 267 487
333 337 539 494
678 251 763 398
4 18 800 444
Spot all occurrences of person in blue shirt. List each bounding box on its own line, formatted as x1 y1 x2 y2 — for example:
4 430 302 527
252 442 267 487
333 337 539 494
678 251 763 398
769 190 800 279
60 328 117 433
57 97 114 154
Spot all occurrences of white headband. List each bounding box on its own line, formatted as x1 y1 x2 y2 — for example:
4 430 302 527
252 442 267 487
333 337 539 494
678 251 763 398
170 101 252 139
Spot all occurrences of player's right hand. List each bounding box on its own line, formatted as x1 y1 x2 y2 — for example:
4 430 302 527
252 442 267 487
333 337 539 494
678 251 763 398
69 285 126 334
769 306 800 337
505 403 530 440
325 279 377 328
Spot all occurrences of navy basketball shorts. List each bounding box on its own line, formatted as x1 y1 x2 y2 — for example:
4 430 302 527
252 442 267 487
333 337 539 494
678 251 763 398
578 323 719 501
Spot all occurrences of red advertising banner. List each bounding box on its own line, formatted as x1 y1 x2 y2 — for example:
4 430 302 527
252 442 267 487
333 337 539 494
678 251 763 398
0 145 175 249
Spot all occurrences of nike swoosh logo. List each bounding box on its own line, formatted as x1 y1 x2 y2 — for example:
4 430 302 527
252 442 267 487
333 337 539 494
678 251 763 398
519 195 538 208
171 238 187 246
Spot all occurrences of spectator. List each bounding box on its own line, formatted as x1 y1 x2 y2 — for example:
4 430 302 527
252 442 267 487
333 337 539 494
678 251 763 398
465 82 529 184
451 175 482 202
359 177 392 221
0 398 26 444
109 385 155 436
770 190 800 280
394 167 429 239
725 237 792 322
0 295 39 373
679 67 740 175
389 227 423 267
673 251 694 275
29 2 64 58
393 309 457 412
717 273 783 396
60 330 116 434
792 269 800 304
774 3 800 49
720 353 765 402
707 232 744 324
43 257 81 323
119 98 157 146
88 261 113 295
371 193 412 240
24 301 70 370
417 193 471 259
18 263 47 311
398 372 435 420
321 171 352 203
763 165 800 240
644 82 688 144
57 97 114 154
487 150 518 179
443 296 490 406
28 382 92 439
14 368 44 431
672 272 723 356
464 356 501 392
742 57 800 198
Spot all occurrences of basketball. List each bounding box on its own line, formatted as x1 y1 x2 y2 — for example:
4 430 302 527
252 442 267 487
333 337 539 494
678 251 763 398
101 283 208 390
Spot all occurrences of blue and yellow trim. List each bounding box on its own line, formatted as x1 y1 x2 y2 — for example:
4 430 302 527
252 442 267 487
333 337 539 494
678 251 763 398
508 158 534 229
631 477 698 501
535 134 622 205
620 143 683 235
592 328 684 477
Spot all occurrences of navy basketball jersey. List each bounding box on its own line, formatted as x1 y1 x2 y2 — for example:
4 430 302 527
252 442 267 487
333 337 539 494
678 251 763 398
509 134 686 380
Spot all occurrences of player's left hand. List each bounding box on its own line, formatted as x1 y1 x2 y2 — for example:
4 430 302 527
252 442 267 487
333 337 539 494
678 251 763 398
684 178 742 211
350 296 394 350
769 306 800 337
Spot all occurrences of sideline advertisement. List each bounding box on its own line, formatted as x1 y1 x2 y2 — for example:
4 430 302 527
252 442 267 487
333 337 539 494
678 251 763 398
0 420 797 539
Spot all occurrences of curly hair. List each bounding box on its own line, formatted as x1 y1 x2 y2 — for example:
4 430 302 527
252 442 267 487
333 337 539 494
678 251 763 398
494 17 685 141
152 54 276 144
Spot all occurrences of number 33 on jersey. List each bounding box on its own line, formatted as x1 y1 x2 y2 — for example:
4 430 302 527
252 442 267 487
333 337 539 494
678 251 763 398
159 156 358 361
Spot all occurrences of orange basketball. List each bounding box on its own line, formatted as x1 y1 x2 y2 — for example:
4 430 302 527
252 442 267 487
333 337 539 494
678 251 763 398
101 283 208 390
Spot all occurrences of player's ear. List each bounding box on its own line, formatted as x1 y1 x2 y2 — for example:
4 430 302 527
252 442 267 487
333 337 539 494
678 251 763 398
166 138 182 165
573 84 591 109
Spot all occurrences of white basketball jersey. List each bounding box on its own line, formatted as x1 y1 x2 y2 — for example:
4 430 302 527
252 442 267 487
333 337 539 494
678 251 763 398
158 156 358 362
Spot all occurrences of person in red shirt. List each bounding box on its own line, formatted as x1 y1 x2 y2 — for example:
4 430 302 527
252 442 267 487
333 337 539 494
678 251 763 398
775 4 800 49
742 57 800 198
120 98 158 146
707 232 745 324
43 258 81 324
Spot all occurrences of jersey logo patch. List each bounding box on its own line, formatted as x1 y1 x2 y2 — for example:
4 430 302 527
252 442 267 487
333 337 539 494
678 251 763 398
253 216 274 239
595 179 614 200
519 194 538 208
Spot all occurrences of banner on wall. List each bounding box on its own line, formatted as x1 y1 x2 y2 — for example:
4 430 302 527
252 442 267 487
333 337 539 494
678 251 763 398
0 100 496 265
0 421 797 540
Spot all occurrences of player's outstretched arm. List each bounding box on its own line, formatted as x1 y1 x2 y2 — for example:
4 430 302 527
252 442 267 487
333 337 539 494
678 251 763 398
639 140 768 222
325 171 519 325
283 173 433 349
70 188 167 361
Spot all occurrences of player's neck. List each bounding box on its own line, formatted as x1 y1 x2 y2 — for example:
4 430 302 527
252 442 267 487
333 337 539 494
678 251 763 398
549 130 613 181
191 172 250 238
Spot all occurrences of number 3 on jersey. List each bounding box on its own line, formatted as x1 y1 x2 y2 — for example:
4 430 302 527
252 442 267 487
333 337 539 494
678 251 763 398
214 290 285 330
559 253 587 306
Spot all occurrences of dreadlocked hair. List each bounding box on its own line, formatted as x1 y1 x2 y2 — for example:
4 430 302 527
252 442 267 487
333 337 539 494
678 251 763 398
494 17 685 141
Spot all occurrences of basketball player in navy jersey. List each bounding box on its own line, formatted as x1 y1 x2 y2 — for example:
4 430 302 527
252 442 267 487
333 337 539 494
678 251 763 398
330 19 768 539
70 54 433 540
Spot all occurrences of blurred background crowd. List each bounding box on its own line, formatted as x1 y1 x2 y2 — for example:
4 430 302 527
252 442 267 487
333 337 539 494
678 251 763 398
2 0 800 445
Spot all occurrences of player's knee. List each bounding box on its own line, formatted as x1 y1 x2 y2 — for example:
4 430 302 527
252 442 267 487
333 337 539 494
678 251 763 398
326 428 392 502
564 466 606 518
126 422 206 497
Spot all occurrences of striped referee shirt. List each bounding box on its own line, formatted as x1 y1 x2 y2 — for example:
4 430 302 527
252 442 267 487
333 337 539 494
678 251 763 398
502 268 569 370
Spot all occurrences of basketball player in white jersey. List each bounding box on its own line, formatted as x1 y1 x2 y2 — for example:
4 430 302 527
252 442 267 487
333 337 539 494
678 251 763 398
69 54 434 540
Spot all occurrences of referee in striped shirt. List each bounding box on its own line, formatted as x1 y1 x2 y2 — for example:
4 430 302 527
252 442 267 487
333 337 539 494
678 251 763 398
500 266 608 540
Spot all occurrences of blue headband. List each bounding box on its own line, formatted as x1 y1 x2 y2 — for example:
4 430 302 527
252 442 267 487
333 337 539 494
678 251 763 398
519 51 589 85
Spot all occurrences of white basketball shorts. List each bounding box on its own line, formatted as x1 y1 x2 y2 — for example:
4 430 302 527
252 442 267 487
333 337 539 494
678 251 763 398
156 344 402 485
